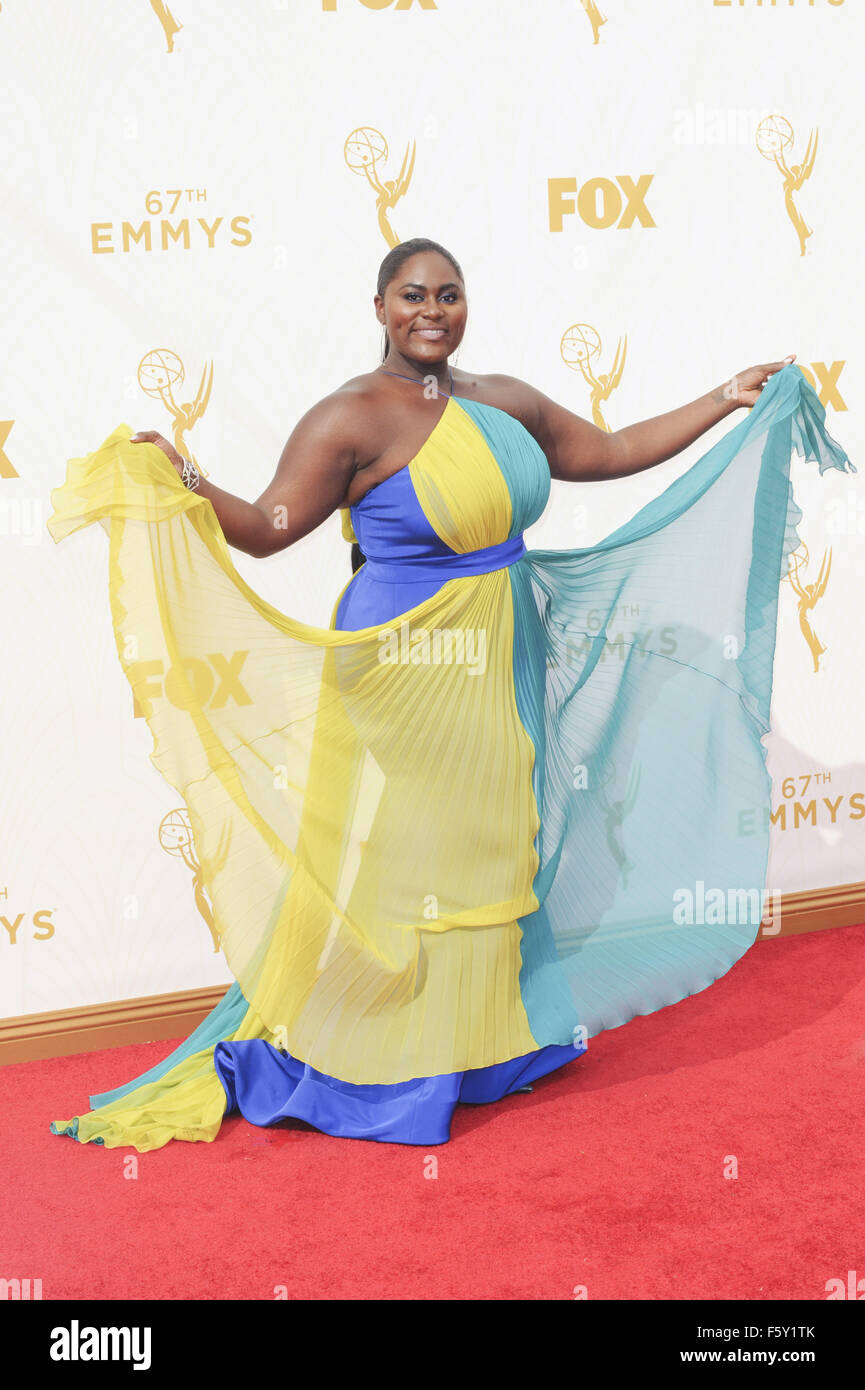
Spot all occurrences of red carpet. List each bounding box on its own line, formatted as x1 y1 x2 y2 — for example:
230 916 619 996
3 922 865 1301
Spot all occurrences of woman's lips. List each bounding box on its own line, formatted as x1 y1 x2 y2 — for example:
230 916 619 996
414 328 447 339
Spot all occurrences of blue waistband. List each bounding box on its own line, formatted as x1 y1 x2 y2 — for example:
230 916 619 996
361 533 526 584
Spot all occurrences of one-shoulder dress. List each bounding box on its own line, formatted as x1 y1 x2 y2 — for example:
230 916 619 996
45 366 853 1150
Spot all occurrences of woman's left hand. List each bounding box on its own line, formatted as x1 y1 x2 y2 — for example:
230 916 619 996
727 355 797 408
127 429 186 478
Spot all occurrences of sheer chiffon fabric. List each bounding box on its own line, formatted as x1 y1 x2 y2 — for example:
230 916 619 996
44 365 852 1149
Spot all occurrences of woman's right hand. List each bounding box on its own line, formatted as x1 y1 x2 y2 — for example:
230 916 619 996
129 430 185 479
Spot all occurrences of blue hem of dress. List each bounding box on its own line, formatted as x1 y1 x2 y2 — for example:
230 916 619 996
212 1040 584 1146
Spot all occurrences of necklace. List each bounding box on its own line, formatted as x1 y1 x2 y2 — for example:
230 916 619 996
378 365 456 398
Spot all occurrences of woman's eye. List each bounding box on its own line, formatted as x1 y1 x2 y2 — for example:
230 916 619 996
403 292 459 303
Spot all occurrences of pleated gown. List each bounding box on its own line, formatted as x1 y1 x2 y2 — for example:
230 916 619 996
45 364 853 1149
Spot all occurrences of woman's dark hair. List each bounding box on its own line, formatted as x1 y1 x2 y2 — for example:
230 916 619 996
350 238 464 575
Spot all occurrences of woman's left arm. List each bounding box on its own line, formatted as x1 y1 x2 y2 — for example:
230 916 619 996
514 355 796 482
605 356 797 479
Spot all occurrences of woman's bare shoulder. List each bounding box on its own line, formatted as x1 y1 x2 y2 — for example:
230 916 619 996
452 369 541 432
301 367 546 457
307 371 386 418
327 369 391 406
290 371 390 463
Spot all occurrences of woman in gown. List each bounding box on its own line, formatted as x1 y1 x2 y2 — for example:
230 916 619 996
46 237 854 1151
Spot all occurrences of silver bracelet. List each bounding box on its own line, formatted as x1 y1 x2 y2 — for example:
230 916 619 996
179 455 201 490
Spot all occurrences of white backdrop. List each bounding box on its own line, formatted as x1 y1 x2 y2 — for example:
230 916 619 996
1 0 862 1017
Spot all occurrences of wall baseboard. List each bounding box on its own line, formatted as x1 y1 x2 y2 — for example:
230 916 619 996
761 878 865 938
2 881 864 1068
0 984 228 1067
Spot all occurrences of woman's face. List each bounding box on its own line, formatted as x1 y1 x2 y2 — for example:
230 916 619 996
376 251 467 365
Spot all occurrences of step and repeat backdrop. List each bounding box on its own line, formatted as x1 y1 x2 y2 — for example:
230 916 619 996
1 0 862 1018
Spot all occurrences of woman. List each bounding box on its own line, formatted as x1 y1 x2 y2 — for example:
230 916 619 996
46 237 852 1151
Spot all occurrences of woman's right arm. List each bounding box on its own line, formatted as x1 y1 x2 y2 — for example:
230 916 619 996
251 393 360 557
131 392 360 559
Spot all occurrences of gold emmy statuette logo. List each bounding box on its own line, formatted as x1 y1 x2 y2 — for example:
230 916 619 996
560 324 627 431
784 541 832 672
0 421 17 478
149 0 182 52
159 807 231 952
138 348 213 478
597 761 640 889
345 127 416 249
579 0 608 44
756 115 818 257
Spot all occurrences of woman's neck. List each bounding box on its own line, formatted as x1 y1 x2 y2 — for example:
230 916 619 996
380 353 452 395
